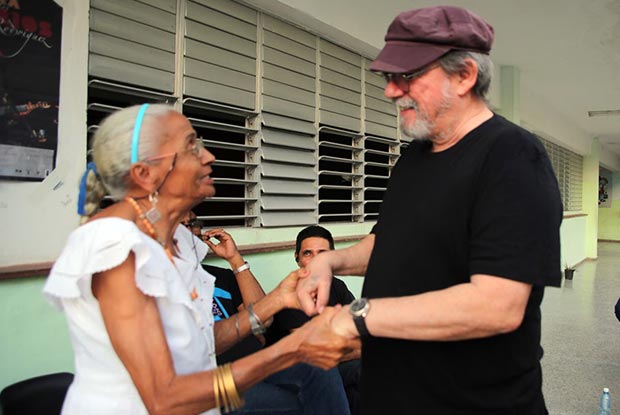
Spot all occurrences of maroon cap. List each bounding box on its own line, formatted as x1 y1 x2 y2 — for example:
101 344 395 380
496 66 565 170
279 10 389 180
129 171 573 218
370 6 494 74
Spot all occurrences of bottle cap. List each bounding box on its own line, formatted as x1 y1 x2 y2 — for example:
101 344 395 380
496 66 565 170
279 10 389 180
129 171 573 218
603 387 610 393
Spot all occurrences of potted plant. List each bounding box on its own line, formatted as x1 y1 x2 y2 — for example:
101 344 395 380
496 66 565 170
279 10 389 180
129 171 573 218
564 263 576 280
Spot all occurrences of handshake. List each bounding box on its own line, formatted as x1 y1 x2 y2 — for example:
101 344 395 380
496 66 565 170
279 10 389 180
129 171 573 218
198 226 362 369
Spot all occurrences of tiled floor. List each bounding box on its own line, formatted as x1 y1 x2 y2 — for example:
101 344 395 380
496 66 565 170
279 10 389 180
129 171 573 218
541 242 620 414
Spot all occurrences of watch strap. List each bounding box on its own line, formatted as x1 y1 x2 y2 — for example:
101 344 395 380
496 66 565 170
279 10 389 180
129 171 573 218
353 314 371 337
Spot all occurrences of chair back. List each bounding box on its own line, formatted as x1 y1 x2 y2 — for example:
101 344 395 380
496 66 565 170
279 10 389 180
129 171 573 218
0 372 74 415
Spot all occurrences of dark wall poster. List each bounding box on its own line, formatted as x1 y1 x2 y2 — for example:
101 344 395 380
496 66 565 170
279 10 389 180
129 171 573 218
0 0 62 181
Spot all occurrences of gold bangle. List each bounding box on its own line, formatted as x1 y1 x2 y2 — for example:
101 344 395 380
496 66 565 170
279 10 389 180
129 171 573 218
217 366 229 412
213 366 220 410
222 363 244 411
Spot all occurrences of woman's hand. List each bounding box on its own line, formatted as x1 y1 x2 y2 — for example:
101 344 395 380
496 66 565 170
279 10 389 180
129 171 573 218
202 229 241 263
274 270 303 310
292 306 361 370
329 304 360 339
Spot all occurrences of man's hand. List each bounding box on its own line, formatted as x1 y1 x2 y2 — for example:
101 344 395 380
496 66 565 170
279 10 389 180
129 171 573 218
202 229 240 262
274 270 303 310
293 306 361 370
297 234 374 316
296 252 335 316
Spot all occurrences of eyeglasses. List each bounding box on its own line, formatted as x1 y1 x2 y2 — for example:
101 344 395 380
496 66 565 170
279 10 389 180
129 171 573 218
380 63 440 91
181 218 204 229
144 137 205 163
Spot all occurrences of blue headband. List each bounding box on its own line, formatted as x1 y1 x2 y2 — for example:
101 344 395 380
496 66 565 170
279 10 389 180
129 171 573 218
130 103 150 163
77 162 98 215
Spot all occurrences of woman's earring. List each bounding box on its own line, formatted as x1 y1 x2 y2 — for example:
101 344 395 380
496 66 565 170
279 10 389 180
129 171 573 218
146 191 162 223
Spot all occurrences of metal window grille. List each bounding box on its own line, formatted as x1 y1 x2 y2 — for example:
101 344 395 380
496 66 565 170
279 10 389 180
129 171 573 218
86 0 408 228
317 127 364 223
539 138 583 211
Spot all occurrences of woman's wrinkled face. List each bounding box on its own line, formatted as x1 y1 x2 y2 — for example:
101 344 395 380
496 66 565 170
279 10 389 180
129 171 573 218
150 112 216 202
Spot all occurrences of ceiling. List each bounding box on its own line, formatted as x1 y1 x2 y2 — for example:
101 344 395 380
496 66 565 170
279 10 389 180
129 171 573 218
250 0 620 169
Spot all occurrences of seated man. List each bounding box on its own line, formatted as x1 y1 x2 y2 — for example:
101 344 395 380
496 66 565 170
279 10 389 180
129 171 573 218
266 225 361 415
181 214 351 415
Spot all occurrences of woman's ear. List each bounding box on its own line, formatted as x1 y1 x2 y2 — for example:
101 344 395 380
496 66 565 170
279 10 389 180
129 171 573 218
128 162 157 193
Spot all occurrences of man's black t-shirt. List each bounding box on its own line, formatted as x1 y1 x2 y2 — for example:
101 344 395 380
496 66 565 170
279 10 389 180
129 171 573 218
361 114 562 414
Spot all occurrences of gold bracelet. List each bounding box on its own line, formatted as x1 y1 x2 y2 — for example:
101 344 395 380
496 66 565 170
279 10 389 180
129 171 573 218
213 366 220 410
222 363 244 411
217 366 229 412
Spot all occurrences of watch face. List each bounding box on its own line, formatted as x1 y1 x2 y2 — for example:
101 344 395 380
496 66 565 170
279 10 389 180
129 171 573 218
350 298 368 314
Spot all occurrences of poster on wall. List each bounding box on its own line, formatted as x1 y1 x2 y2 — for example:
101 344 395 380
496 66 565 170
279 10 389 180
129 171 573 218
0 0 62 181
599 173 612 208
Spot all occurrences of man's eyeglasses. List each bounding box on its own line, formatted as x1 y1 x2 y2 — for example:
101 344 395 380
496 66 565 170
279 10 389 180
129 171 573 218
380 63 440 90
144 137 205 163
181 219 204 229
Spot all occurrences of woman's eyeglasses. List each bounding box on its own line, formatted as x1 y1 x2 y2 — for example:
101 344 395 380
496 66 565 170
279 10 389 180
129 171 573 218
144 137 205 163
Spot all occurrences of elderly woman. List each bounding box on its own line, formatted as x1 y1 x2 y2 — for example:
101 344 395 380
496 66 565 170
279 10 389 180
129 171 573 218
43 104 357 415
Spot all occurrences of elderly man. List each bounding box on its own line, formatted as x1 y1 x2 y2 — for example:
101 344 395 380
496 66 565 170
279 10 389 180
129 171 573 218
298 6 562 414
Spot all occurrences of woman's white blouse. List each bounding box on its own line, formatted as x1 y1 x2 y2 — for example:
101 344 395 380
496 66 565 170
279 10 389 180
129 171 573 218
44 218 219 415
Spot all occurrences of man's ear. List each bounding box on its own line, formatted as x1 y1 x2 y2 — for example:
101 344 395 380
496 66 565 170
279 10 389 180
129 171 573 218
294 253 300 265
128 162 157 193
454 58 479 97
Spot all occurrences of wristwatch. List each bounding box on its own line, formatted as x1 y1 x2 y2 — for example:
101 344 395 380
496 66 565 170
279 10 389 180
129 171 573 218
349 298 371 337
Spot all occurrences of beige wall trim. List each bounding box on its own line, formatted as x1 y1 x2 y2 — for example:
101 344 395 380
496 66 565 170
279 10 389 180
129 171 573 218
0 235 367 280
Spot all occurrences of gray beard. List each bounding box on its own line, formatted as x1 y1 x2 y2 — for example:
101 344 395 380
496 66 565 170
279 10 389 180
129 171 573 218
395 81 454 143
396 97 434 141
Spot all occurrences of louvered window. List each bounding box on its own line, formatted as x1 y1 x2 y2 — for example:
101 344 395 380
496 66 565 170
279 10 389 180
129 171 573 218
89 0 177 92
86 81 177 150
364 60 398 138
318 127 363 223
184 0 257 109
184 99 259 227
540 138 583 211
86 0 409 229
363 136 399 220
319 40 362 132
362 59 399 219
259 17 317 227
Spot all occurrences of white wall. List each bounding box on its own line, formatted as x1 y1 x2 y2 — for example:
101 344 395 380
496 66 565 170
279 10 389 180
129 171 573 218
560 215 587 268
0 0 89 268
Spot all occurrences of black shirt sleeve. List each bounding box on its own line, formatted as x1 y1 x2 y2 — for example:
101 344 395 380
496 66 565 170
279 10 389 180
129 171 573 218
469 131 562 287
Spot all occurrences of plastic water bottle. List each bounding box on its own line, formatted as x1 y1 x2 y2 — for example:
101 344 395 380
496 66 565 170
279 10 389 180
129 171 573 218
599 387 611 415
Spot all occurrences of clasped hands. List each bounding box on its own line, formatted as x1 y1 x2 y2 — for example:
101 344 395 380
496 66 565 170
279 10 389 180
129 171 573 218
203 228 360 368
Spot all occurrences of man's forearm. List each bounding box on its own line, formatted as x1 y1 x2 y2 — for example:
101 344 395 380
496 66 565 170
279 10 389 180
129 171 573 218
329 233 375 276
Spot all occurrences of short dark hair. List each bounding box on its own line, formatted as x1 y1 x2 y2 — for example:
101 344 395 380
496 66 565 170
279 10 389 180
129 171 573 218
295 225 335 257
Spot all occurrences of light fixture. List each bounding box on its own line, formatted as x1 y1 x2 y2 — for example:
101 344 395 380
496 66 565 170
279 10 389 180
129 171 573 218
587 110 620 117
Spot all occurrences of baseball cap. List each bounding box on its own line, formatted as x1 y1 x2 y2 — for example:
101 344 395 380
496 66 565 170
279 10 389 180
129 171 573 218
369 6 494 74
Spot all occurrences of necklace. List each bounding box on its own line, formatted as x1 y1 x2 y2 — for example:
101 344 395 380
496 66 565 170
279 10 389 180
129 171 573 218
125 196 174 261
